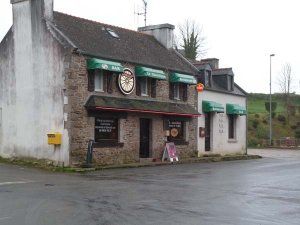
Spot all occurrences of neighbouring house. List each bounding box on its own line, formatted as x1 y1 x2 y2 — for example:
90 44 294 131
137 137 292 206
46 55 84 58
193 58 247 155
0 0 200 166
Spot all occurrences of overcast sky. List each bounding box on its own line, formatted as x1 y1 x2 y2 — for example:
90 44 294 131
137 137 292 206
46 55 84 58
1 0 299 94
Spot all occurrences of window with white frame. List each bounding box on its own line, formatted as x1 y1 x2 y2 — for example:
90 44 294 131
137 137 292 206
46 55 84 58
140 77 148 96
173 83 180 100
94 70 104 92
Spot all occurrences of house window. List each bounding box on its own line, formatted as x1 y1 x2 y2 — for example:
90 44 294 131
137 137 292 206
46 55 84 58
170 83 188 101
168 120 185 142
228 75 234 91
136 78 157 98
95 70 104 92
228 114 236 139
174 83 180 100
140 77 148 96
88 70 114 93
95 118 119 142
204 71 212 87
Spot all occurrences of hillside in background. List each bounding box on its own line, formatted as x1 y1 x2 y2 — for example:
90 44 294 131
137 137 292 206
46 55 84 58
247 93 300 147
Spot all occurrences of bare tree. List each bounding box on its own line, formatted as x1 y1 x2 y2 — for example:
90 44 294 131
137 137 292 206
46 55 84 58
177 19 207 60
277 63 294 123
277 63 293 107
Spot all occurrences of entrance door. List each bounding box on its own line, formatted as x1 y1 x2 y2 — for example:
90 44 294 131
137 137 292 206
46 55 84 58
140 118 151 158
205 113 211 151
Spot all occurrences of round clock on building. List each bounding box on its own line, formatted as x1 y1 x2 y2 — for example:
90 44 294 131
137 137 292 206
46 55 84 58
118 68 135 95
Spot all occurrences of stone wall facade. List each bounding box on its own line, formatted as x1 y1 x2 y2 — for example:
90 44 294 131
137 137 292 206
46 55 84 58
65 54 198 166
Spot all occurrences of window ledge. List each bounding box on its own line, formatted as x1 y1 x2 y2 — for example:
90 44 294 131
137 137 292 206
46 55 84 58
94 89 104 93
228 139 237 143
169 140 189 145
94 142 124 148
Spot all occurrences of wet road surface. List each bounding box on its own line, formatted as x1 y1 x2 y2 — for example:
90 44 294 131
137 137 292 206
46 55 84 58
1 149 300 225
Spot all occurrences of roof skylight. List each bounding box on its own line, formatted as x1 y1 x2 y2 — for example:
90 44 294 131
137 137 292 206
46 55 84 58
105 28 120 39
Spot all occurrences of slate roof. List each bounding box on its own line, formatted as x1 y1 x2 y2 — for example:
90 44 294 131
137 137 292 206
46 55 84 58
212 68 234 76
52 12 197 75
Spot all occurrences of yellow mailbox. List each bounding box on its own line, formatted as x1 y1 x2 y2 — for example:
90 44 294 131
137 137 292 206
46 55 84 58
47 132 62 145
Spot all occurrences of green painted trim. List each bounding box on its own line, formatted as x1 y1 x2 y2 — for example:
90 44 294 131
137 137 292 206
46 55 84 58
226 104 247 115
202 100 224 113
87 58 124 73
170 72 197 85
135 66 166 80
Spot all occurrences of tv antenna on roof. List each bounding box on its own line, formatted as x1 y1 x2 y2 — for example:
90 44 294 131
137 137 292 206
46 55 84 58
135 0 148 26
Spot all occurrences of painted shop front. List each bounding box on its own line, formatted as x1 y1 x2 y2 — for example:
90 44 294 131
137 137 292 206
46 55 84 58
194 59 247 155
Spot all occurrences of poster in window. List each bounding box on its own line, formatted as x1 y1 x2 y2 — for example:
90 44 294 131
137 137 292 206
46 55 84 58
95 118 118 142
168 120 184 140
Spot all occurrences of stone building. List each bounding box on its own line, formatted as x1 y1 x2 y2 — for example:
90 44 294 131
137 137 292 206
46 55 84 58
0 0 200 166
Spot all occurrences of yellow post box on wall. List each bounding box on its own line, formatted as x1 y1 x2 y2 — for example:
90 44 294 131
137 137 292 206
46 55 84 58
47 133 62 145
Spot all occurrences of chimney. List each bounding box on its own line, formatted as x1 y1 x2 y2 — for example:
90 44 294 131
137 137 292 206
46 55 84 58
201 58 219 70
138 24 175 49
11 0 53 21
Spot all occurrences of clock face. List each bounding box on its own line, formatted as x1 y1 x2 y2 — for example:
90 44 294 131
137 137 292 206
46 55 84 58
118 68 135 95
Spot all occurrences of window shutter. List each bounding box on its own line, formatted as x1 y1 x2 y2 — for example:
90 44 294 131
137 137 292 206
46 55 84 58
107 72 113 94
102 71 107 92
88 70 95 92
182 84 188 102
136 77 141 96
169 83 174 100
150 79 156 98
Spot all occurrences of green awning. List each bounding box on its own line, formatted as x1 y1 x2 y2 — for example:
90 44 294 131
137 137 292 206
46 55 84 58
87 58 124 73
226 104 247 115
202 101 224 113
170 72 197 85
135 66 166 80
85 95 200 117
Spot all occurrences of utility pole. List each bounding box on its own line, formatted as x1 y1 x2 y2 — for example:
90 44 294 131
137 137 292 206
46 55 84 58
269 54 275 146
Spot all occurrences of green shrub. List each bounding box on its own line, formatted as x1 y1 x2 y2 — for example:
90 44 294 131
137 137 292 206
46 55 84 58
256 126 268 139
262 119 268 124
277 114 286 122
291 125 297 130
252 119 259 129
255 114 260 118
265 102 277 112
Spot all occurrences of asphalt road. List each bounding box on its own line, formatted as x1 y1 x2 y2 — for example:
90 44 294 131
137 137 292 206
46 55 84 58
1 149 300 225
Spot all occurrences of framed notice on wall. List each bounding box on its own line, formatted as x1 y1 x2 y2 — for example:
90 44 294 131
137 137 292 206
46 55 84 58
162 142 179 162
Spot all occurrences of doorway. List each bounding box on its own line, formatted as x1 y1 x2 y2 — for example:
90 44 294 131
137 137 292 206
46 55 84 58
139 118 151 158
205 113 211 151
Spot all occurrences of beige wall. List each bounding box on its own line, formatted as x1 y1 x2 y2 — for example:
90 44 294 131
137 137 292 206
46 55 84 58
198 90 247 155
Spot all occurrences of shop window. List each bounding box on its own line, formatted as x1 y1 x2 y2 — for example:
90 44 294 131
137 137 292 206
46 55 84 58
228 114 236 139
167 120 185 142
95 118 119 143
169 83 188 101
88 70 114 93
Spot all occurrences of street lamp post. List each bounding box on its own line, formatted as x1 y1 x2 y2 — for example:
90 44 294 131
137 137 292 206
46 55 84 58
269 54 275 146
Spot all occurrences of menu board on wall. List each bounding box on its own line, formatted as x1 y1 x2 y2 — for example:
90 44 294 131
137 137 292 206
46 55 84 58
95 118 118 141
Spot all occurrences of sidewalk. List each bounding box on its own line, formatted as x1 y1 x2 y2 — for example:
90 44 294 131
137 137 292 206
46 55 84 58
0 154 262 172
93 154 262 170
